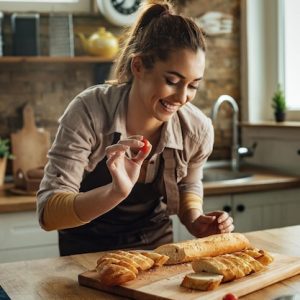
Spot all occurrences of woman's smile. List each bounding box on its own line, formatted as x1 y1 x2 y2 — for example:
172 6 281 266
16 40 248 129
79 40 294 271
159 99 180 113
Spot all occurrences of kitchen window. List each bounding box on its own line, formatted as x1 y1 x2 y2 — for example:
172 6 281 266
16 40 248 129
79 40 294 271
241 0 300 122
281 0 300 110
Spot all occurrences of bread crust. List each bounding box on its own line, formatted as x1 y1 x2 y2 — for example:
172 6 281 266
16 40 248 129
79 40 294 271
95 250 168 286
154 233 251 264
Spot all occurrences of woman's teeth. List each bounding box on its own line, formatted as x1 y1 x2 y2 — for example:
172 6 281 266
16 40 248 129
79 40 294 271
160 100 178 113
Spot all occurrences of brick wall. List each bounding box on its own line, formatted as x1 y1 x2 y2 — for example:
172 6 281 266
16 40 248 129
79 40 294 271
0 0 240 162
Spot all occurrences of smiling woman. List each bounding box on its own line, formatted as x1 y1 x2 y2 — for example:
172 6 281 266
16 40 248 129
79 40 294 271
36 0 234 257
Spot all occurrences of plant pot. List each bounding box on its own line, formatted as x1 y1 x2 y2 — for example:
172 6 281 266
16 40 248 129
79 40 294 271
274 111 286 122
0 156 7 186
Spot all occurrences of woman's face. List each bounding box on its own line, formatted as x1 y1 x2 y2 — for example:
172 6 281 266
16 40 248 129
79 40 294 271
133 48 205 123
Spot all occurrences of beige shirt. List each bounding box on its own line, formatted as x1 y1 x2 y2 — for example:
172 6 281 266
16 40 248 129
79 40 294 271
37 83 214 221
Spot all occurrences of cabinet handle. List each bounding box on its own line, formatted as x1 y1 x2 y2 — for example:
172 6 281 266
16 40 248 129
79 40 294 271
236 204 245 212
223 205 232 213
298 149 300 155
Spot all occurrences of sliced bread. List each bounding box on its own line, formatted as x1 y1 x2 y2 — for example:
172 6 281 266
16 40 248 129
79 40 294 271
181 272 223 291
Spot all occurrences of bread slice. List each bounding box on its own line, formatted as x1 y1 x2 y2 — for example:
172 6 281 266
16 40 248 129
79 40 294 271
214 256 243 280
96 263 136 286
242 248 273 266
97 253 140 271
97 257 139 275
191 257 234 282
154 233 251 264
233 252 265 273
181 272 223 291
114 250 154 271
222 254 252 276
140 251 169 267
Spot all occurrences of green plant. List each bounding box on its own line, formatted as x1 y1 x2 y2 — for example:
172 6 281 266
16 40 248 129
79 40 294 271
0 138 14 159
272 84 286 113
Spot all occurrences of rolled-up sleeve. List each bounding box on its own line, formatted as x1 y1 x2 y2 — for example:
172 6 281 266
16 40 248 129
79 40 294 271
37 96 97 224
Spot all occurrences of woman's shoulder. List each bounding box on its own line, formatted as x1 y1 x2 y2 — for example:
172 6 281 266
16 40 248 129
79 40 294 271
78 83 129 105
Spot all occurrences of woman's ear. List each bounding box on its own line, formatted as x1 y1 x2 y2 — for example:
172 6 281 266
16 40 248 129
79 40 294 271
131 55 144 78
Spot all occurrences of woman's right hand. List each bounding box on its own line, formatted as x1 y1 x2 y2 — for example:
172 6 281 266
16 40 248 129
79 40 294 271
105 135 152 198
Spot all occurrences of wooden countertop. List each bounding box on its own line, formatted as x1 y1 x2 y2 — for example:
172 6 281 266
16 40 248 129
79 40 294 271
1 167 300 213
0 226 299 299
204 167 300 196
0 184 36 213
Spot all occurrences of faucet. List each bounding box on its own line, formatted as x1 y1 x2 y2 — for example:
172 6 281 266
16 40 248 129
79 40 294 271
211 95 256 172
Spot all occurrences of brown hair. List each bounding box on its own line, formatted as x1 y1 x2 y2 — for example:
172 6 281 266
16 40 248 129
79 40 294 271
114 0 206 83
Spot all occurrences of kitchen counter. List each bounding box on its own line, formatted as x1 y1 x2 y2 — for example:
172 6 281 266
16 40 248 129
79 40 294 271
0 184 36 213
1 167 300 213
0 225 299 299
204 166 300 196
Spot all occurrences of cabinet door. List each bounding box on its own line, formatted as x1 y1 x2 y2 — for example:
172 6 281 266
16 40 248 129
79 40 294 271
204 195 232 215
233 191 283 232
0 211 59 263
279 188 300 227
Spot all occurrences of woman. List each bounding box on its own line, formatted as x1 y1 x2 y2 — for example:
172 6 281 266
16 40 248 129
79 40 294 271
37 0 234 256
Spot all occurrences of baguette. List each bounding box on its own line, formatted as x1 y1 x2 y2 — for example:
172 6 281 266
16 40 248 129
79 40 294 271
154 233 250 264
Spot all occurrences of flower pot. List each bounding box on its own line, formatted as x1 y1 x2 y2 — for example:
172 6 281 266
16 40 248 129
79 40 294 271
274 111 286 122
0 156 7 186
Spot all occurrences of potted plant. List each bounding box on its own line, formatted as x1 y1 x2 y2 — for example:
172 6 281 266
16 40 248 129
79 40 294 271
0 138 14 186
272 84 286 122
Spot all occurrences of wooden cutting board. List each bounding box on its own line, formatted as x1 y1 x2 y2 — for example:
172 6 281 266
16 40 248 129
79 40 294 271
11 104 51 178
78 253 300 300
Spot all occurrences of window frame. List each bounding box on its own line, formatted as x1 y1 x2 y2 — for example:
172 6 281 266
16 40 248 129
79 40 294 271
241 0 300 123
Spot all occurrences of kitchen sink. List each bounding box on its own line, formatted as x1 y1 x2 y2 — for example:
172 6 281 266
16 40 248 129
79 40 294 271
203 161 253 183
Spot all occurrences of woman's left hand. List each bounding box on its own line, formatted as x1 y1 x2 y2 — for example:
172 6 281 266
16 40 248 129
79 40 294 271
186 210 234 238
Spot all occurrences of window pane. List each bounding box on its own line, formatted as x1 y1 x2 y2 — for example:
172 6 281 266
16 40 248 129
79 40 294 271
284 0 300 109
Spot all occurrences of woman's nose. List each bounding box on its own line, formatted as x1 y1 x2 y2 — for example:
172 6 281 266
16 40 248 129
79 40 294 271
176 87 190 104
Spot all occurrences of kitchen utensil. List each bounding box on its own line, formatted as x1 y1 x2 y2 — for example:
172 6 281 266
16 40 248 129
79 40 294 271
11 104 50 186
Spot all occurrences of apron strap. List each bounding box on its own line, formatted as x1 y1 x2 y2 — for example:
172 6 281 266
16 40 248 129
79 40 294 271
163 148 180 215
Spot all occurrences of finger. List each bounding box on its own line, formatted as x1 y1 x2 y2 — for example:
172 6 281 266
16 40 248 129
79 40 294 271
118 138 144 148
106 151 122 170
132 143 152 163
220 224 235 233
216 211 230 224
105 144 129 156
218 216 233 231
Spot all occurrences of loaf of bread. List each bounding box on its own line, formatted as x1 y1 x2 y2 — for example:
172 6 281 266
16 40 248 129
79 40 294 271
154 233 251 265
181 248 273 291
95 250 169 286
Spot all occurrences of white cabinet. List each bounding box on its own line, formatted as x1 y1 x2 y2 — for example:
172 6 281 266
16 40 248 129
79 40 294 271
174 188 300 241
0 211 59 263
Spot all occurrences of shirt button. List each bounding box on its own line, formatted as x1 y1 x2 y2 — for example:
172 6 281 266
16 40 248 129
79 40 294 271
149 160 154 165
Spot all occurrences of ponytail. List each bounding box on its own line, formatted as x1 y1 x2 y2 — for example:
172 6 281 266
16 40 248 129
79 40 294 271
114 0 206 83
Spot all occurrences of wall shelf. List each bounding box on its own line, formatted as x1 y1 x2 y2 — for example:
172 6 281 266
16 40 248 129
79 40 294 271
0 56 114 63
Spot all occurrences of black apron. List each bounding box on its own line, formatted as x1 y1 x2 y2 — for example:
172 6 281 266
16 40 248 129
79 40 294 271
58 133 173 256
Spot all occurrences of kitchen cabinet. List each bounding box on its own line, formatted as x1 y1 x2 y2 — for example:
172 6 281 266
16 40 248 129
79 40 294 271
174 188 300 241
0 211 59 263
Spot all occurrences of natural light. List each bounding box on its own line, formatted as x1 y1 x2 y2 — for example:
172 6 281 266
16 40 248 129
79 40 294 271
283 0 300 110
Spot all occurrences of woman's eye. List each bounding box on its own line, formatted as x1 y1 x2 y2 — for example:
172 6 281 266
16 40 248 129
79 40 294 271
165 78 178 86
189 85 199 90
